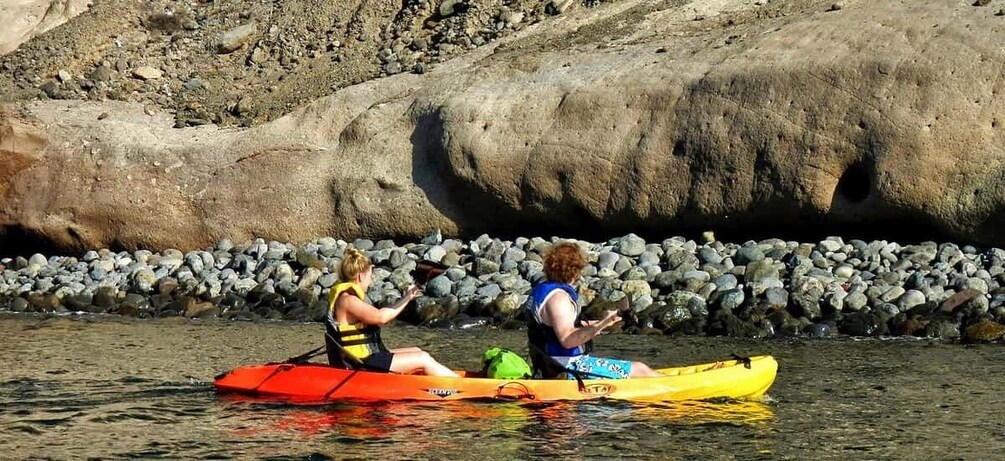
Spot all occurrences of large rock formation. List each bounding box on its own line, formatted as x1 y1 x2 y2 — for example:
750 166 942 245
1 0 1004 253
0 0 92 55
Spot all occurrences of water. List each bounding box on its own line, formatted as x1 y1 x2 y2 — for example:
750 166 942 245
2 313 1003 460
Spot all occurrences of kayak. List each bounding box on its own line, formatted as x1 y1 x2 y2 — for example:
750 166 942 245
213 355 777 403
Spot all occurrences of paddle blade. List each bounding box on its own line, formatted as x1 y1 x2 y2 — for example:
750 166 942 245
412 260 449 287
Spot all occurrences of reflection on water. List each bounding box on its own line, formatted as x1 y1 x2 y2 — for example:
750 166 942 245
215 398 776 459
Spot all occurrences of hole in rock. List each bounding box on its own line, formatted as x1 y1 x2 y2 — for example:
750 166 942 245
836 161 872 203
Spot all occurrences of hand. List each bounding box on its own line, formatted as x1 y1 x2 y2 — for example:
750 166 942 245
603 309 623 328
404 284 421 300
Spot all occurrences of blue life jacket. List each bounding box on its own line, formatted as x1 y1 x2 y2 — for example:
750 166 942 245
525 282 593 358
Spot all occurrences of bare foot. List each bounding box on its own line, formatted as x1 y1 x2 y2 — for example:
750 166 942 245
705 361 727 371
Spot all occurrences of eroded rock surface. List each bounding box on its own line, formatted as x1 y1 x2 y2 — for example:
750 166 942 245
1 0 1003 253
0 0 92 55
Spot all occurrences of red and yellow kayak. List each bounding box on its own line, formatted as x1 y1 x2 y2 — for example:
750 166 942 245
213 355 777 403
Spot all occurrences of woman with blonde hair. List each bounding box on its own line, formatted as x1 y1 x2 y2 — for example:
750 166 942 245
326 246 458 376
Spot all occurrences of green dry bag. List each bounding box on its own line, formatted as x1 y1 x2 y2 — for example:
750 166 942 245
481 347 532 379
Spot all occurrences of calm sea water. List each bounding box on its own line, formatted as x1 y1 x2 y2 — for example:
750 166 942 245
2 313 1003 460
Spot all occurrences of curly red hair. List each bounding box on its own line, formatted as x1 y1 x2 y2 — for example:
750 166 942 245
543 241 587 283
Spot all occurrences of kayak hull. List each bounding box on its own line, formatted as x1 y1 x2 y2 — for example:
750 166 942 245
214 355 777 403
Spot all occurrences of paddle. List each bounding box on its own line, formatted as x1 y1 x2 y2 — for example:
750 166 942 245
411 259 449 287
275 333 390 374
280 345 326 364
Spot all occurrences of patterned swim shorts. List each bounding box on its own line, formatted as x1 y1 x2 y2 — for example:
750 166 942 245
566 355 633 380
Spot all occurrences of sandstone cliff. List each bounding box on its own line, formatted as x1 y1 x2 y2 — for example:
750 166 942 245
1 0 1004 253
0 0 91 55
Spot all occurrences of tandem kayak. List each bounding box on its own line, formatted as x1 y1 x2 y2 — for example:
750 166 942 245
213 355 777 403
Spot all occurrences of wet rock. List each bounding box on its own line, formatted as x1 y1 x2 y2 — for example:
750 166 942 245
804 322 836 338
656 304 692 331
63 293 94 312
765 308 800 335
872 303 901 322
890 314 925 336
708 310 763 337
185 302 219 318
27 293 63 312
963 320 1005 342
10 297 29 312
923 319 961 339
839 312 887 336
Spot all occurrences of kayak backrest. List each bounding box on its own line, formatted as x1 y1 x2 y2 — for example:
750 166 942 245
528 344 565 379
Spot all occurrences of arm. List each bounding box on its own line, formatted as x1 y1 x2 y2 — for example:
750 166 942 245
543 292 622 350
341 285 420 326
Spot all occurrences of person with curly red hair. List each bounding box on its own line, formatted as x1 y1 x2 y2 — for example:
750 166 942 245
526 241 661 379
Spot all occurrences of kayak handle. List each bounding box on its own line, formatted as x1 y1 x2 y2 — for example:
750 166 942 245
495 382 535 400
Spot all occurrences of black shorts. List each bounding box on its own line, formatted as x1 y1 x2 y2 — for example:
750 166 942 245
327 348 394 372
361 351 394 371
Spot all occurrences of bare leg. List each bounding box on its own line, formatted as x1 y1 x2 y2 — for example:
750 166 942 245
629 361 663 378
389 350 459 377
390 346 422 354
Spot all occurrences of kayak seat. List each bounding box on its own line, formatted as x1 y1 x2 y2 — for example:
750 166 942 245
528 346 565 379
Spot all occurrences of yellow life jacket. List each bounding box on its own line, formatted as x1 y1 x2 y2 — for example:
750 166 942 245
326 282 387 361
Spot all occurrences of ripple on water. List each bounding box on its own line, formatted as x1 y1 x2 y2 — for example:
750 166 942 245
4 316 1005 459
7 424 44 435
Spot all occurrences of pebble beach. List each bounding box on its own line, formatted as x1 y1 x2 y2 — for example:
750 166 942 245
3 231 1004 343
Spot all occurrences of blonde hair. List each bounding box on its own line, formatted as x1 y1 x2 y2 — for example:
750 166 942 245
339 246 372 282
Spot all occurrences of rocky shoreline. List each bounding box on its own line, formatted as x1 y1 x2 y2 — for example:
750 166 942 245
2 232 1004 343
